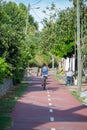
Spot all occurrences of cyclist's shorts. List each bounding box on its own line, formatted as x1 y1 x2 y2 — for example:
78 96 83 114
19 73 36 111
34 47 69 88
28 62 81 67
42 74 48 77
43 76 48 79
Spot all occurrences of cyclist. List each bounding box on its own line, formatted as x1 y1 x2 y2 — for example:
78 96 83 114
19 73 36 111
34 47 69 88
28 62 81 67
41 64 48 90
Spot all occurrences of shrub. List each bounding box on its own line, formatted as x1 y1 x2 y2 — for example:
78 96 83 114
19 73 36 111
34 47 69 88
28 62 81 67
0 57 12 84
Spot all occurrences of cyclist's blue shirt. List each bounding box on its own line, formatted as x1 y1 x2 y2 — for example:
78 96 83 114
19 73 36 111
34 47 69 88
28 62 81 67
42 66 48 76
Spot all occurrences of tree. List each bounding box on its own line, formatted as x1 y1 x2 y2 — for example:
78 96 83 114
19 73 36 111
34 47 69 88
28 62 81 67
39 4 75 58
0 57 12 83
0 0 39 83
69 0 87 70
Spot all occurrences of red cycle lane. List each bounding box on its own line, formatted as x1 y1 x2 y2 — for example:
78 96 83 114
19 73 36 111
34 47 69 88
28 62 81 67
8 72 87 130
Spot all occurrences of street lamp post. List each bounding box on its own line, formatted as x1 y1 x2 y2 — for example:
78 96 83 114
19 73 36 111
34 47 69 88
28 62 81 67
77 0 81 92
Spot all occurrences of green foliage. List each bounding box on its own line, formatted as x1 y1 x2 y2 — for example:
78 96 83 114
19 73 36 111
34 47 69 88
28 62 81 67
71 91 83 102
0 58 12 83
29 58 38 67
35 53 52 67
82 44 87 55
0 0 87 81
0 84 28 130
40 6 75 58
0 0 39 84
12 68 23 85
40 1 87 59
0 116 12 130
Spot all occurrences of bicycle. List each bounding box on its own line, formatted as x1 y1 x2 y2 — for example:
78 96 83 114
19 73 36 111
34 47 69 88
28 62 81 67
43 76 47 90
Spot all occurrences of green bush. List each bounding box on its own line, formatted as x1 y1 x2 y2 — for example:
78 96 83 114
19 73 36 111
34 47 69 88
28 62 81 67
0 57 12 84
29 58 39 67
0 84 28 130
12 68 24 85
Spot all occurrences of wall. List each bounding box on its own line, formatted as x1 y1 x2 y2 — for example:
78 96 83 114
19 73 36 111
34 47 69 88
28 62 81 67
0 78 13 97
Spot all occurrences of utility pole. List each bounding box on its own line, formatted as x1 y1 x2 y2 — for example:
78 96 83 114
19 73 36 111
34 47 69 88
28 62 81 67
52 55 54 69
77 0 81 92
25 4 30 35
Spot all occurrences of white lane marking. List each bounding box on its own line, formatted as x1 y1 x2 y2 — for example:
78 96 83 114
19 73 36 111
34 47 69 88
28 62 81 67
51 128 56 130
47 91 49 94
49 103 52 106
50 117 54 122
48 98 51 101
47 91 55 130
49 108 53 112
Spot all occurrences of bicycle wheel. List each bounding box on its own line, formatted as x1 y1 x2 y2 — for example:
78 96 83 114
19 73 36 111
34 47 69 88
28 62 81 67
43 77 46 90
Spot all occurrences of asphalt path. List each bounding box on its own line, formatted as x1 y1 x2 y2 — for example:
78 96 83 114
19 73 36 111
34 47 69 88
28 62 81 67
8 71 87 130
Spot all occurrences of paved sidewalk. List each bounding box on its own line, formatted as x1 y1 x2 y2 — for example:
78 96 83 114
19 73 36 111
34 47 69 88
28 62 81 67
8 71 87 130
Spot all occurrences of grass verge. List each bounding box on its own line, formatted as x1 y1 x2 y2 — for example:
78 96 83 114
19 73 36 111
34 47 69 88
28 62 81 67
70 91 84 103
0 84 28 130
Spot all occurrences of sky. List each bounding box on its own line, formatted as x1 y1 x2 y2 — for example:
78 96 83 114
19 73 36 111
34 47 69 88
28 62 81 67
7 0 74 30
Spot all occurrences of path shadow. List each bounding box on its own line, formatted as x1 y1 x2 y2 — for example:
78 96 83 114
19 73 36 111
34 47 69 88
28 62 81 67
8 75 87 130
8 99 87 130
26 76 58 92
